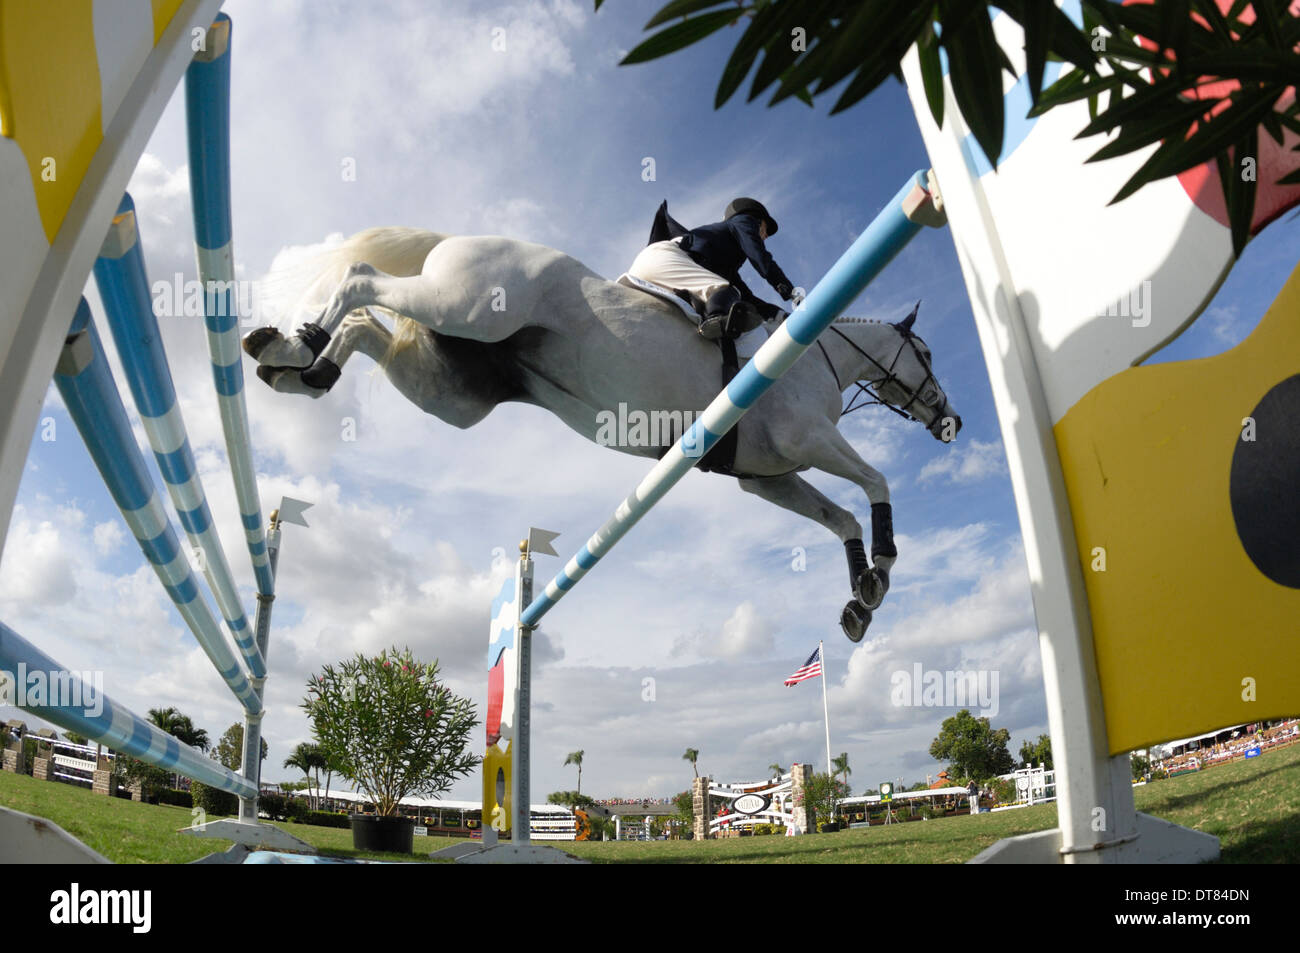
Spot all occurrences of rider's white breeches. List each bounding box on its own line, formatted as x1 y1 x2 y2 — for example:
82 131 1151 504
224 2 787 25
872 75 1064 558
626 239 730 301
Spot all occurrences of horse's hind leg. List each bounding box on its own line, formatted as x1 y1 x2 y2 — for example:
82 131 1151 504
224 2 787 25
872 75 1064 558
737 472 879 643
248 247 530 370
257 310 391 397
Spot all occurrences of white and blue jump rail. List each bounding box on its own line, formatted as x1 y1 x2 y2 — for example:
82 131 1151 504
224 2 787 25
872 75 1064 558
0 11 300 845
53 297 262 712
0 622 255 798
186 14 274 603
521 170 945 627
94 194 267 681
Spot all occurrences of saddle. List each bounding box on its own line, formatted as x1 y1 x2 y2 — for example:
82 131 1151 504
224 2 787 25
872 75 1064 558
614 273 743 475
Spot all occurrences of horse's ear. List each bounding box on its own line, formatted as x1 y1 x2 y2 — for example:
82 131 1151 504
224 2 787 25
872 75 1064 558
898 300 920 333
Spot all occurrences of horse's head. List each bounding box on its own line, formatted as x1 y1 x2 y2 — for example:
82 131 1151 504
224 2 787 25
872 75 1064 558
869 304 961 443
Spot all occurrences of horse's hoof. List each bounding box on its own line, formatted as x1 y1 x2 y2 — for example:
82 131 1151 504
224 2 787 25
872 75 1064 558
242 326 282 359
256 364 329 398
242 325 321 368
841 602 872 643
854 566 890 610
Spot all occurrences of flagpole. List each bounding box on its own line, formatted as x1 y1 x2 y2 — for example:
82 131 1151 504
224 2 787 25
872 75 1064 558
820 641 831 777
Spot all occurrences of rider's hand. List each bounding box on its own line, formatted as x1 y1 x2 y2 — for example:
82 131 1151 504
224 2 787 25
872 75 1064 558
776 282 794 301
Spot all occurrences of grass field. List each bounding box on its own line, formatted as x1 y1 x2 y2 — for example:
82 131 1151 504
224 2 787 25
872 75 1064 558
2 740 1296 863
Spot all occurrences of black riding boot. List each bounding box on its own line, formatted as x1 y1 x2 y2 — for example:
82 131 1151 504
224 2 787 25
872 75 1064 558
698 286 762 340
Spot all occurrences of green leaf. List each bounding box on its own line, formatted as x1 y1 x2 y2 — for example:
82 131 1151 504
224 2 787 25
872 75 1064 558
830 57 900 115
1020 0 1052 107
1215 126 1257 257
620 8 743 65
917 20 945 128
1107 88 1283 204
810 1 931 96
941 2 1005 170
645 0 739 30
1085 97 1214 161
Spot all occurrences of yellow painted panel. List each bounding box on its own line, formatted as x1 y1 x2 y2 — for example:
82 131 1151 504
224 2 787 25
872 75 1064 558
482 742 512 836
0 0 101 241
150 0 187 45
1056 262 1300 753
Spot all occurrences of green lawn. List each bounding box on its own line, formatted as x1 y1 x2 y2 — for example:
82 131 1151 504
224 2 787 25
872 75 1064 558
2 740 1296 863
0 773 449 863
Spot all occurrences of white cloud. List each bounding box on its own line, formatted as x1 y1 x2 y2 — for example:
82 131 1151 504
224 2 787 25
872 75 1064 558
92 521 125 556
672 600 775 660
918 438 1007 485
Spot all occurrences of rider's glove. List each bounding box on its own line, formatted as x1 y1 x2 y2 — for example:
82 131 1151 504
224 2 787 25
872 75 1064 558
775 282 794 301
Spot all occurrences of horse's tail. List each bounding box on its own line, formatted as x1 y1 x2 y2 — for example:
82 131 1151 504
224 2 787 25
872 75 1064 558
260 226 447 364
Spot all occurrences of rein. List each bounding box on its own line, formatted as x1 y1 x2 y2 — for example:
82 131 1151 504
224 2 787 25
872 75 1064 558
817 324 938 423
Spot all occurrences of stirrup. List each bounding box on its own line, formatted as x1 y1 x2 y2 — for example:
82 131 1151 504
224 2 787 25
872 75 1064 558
698 315 728 340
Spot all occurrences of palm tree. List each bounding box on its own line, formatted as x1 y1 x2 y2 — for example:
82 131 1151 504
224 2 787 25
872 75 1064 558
832 752 852 789
563 750 584 795
147 707 182 734
147 707 207 788
769 762 785 780
285 743 325 810
683 748 699 779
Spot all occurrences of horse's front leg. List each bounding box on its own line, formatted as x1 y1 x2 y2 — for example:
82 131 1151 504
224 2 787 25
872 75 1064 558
737 473 880 643
780 424 897 614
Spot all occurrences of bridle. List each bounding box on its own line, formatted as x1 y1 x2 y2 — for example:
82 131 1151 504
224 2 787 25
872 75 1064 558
816 321 941 427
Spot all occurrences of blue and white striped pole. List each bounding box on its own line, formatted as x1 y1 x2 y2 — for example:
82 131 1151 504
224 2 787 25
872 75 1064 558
0 621 255 797
93 194 266 680
185 13 274 598
522 171 940 627
54 298 261 714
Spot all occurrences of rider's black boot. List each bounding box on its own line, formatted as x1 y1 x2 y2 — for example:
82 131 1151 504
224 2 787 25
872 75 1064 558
698 286 762 340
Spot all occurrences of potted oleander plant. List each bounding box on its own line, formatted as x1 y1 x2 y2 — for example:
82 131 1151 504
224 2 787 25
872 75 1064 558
304 646 479 854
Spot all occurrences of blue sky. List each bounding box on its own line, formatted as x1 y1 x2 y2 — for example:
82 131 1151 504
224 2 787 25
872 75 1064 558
2 0 1296 802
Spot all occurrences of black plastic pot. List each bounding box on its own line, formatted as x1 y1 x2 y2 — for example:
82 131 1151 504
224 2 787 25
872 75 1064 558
350 813 416 854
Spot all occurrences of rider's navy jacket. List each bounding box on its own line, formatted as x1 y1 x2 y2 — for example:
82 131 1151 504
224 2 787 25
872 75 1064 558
682 214 793 300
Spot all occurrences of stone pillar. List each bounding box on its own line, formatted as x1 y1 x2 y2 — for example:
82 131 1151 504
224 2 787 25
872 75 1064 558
791 763 814 834
127 779 144 802
32 730 55 781
93 754 119 797
692 776 713 840
2 720 26 775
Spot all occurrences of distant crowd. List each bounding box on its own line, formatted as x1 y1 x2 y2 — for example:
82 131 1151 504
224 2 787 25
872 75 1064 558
595 797 675 807
1157 718 1298 775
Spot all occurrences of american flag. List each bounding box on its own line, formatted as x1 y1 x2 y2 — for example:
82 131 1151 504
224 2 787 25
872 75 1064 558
784 647 823 686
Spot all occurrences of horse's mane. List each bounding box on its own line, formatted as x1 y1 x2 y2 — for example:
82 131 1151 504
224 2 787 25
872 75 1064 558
831 316 887 325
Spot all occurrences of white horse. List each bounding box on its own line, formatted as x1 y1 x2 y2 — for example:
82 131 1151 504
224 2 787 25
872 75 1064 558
243 228 962 640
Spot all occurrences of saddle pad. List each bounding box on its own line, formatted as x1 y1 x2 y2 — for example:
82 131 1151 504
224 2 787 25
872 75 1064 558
616 273 698 319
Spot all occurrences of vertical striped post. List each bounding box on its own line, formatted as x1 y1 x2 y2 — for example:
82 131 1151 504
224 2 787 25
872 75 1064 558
185 12 274 598
237 514 280 823
521 171 939 626
93 195 266 679
0 621 255 797
53 299 261 714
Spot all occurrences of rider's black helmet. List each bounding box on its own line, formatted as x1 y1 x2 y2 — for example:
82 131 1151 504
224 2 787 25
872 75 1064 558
724 198 778 236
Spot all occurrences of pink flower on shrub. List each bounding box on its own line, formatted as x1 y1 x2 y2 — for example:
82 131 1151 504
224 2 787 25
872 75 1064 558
424 709 433 718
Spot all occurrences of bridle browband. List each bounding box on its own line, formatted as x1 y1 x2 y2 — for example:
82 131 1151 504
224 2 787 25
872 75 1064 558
816 320 940 426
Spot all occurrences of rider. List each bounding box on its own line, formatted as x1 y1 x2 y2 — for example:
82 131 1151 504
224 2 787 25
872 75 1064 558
629 198 800 340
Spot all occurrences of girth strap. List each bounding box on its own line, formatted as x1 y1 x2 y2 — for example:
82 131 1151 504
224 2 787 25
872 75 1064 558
696 337 740 474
